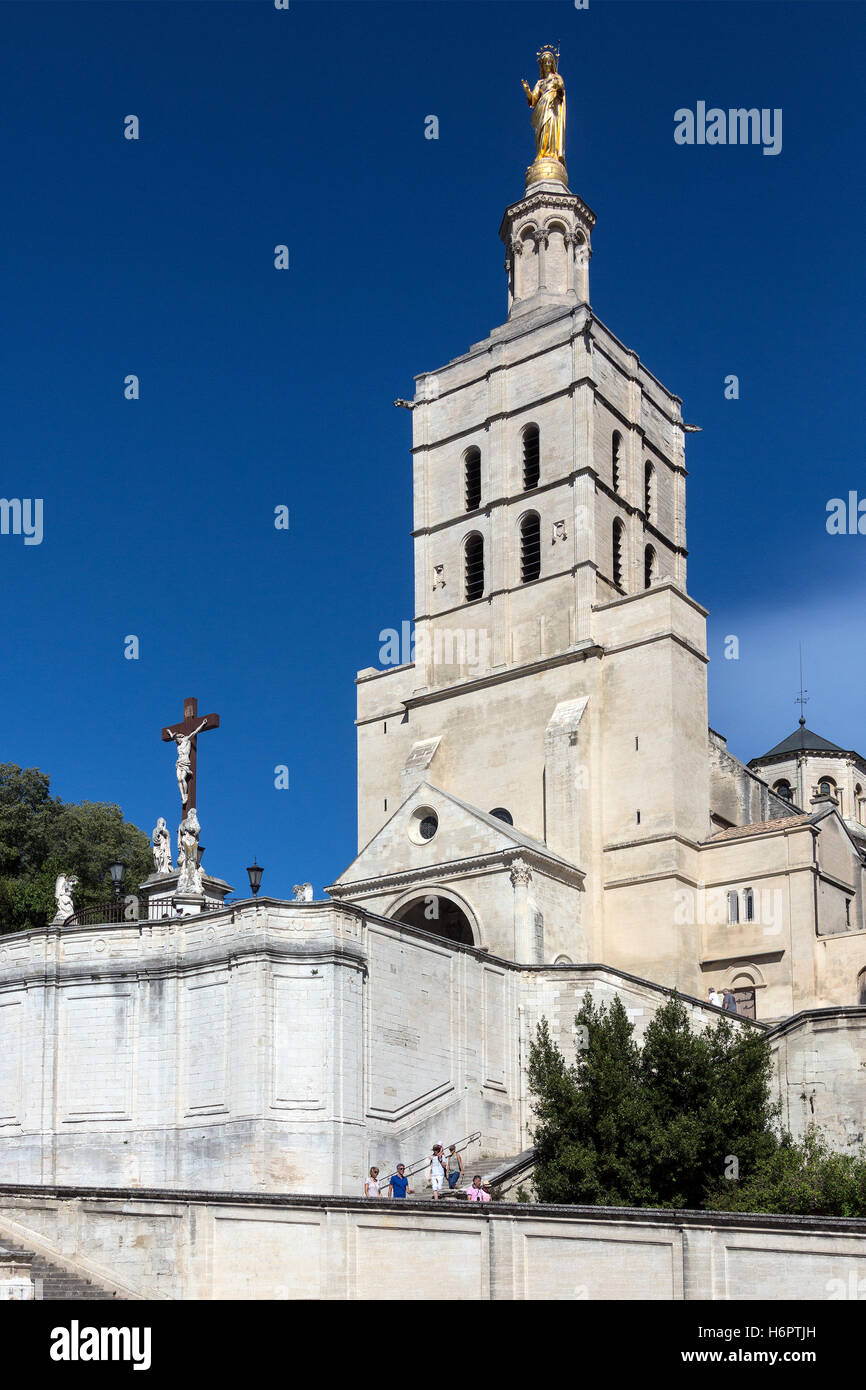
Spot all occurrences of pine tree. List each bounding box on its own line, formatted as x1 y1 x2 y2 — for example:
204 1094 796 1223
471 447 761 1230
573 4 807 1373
527 991 783 1211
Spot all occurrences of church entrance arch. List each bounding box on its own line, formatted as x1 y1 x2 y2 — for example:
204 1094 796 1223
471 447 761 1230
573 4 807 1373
389 889 477 946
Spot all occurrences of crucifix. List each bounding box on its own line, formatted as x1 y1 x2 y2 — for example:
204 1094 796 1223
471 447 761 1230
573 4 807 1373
161 696 220 815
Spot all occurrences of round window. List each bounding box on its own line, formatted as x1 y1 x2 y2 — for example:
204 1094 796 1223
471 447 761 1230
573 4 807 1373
408 806 439 844
489 807 513 825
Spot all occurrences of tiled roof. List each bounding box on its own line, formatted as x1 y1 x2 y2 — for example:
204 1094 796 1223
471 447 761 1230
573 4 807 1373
708 814 813 843
754 725 846 760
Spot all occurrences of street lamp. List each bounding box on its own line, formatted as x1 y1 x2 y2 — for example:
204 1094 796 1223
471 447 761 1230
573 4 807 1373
246 859 263 898
108 862 125 900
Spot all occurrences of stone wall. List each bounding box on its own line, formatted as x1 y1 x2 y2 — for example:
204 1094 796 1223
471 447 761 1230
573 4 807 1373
2 903 864 1197
1 1185 865 1301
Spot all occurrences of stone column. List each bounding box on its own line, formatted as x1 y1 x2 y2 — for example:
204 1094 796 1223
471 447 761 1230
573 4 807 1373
511 859 534 962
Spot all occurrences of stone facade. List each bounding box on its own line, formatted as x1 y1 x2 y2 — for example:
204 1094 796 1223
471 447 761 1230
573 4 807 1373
1 1186 865 1301
1 900 864 1196
2 109 865 1218
346 158 866 1027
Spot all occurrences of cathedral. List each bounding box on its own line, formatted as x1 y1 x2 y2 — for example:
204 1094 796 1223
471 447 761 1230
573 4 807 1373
1 50 864 1203
330 66 866 1028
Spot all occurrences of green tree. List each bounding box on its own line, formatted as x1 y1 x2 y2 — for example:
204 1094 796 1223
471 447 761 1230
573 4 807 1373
707 1127 866 1218
528 992 781 1211
0 764 152 934
639 995 778 1208
528 996 656 1206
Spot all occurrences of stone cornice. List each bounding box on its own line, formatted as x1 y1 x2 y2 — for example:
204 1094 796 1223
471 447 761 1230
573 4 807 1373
393 642 604 714
499 187 597 238
328 845 585 898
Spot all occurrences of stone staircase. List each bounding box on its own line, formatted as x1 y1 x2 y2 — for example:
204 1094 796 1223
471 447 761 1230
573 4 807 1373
0 1239 123 1301
413 1148 536 1201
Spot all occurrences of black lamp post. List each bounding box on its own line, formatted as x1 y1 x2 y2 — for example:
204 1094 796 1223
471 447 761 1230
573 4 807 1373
246 859 263 898
108 862 125 900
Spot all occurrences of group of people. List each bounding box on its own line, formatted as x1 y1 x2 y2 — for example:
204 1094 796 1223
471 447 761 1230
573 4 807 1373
364 1143 491 1202
708 985 738 1013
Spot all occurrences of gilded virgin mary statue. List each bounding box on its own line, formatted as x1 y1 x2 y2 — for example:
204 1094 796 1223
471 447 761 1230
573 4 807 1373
521 45 567 188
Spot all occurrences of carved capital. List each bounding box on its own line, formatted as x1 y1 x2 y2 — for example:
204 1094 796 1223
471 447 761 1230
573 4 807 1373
510 859 533 888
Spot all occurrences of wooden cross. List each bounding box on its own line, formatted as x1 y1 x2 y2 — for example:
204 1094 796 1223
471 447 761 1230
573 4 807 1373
161 696 220 816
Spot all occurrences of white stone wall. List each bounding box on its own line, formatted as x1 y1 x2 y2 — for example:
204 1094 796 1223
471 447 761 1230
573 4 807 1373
2 905 864 1197
2 1189 865 1301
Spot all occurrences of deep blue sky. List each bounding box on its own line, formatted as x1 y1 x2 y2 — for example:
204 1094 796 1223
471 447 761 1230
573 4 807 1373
1 0 863 898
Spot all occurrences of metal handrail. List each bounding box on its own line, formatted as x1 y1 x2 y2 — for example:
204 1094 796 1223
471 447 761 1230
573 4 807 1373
63 899 134 928
376 1130 482 1188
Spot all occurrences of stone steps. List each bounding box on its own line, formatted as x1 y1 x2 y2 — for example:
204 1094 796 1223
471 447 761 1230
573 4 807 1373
0 1237 123 1301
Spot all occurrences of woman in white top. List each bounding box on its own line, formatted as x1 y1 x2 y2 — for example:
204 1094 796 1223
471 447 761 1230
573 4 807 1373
364 1166 383 1198
428 1145 447 1200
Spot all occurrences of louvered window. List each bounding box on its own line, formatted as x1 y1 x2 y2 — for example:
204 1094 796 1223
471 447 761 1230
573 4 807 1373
612 519 625 590
464 533 484 601
464 448 481 511
612 431 622 494
522 425 540 490
644 461 655 520
520 513 541 583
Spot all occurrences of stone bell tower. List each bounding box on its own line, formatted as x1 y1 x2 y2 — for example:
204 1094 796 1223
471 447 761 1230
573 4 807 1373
352 47 710 985
501 40 594 315
500 181 594 317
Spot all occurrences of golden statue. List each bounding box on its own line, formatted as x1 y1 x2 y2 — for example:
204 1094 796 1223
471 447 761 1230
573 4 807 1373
521 45 567 188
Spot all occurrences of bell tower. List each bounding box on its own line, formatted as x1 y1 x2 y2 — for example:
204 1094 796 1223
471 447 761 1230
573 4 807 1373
353 46 710 987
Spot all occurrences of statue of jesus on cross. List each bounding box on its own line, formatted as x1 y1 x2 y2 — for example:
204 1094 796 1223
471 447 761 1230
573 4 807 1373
161 696 220 814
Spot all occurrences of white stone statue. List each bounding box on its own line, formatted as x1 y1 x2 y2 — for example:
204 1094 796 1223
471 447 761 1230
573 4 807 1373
151 818 173 875
176 808 204 896
165 720 207 806
292 883 313 902
54 873 79 922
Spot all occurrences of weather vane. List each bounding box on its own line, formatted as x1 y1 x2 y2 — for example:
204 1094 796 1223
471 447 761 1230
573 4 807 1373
795 645 809 726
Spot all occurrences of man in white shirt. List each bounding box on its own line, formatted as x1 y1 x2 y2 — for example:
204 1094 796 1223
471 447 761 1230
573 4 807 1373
708 986 723 1008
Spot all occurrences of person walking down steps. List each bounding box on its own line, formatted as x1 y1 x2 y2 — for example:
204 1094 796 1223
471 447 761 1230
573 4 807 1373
428 1144 447 1200
446 1143 464 1191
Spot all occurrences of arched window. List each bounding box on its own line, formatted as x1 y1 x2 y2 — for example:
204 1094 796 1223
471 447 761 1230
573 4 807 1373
464 447 481 512
774 780 792 802
612 519 625 591
612 431 622 494
644 545 657 589
464 533 484 601
727 890 740 924
858 967 866 1007
522 424 540 490
644 461 655 521
393 896 474 946
743 887 755 922
489 807 513 825
819 778 835 798
520 512 541 583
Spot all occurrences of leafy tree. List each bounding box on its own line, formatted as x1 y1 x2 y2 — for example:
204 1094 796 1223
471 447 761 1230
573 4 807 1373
639 994 778 1208
706 1127 866 1217
0 764 152 934
528 992 781 1211
528 996 655 1207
